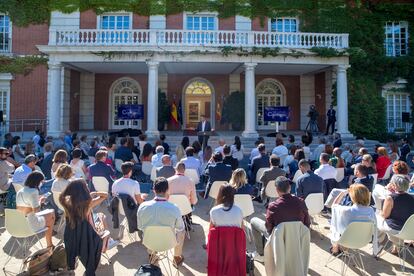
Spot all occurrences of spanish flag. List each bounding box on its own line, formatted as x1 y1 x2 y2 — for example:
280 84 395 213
170 101 179 125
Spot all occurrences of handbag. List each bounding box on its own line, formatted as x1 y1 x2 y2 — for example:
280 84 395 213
49 244 67 272
23 248 52 275
135 264 162 276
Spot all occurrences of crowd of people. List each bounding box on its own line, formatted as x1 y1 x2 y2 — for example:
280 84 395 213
1 129 414 275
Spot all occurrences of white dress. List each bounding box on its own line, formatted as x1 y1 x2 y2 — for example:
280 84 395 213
70 159 86 179
16 187 46 232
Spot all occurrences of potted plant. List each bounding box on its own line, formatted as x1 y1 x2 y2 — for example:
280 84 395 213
158 90 170 131
222 91 245 131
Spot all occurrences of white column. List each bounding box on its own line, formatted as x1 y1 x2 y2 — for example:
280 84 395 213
145 61 160 137
336 64 352 137
242 63 259 138
47 62 62 137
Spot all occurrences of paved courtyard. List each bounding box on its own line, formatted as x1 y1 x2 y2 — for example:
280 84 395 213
0 195 413 275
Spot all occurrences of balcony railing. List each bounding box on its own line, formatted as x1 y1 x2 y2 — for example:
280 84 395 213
51 29 349 49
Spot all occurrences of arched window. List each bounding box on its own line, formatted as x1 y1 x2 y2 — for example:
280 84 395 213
183 78 214 127
256 79 285 128
110 78 142 129
185 80 212 95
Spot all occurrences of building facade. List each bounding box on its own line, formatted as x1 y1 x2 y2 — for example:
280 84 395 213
1 11 354 137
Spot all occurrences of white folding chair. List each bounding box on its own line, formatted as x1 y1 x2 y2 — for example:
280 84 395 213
369 173 378 186
234 194 255 241
52 191 66 232
292 170 303 183
150 166 157 182
168 194 193 239
143 226 179 275
207 181 227 212
378 164 393 184
142 161 153 176
335 168 345 183
115 159 123 173
305 193 324 237
384 214 414 272
265 180 278 199
184 169 200 185
13 182 24 192
92 176 110 193
3 209 48 272
118 199 138 243
325 221 374 275
255 167 268 184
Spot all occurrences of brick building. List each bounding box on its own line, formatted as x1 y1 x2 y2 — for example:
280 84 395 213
2 11 356 137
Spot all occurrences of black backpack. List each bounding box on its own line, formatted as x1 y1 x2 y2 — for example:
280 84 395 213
135 264 162 276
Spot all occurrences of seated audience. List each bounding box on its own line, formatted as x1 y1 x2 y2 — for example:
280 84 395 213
329 184 376 255
391 160 409 177
0 147 14 191
156 155 176 178
271 137 288 162
12 136 25 164
353 147 369 164
112 162 145 205
251 144 269 183
138 134 147 153
210 184 243 228
160 134 170 155
286 135 295 150
167 162 198 206
249 140 261 163
329 147 345 168
137 177 185 267
51 164 73 193
141 143 153 162
70 148 87 179
13 154 37 184
51 149 68 179
311 137 326 161
314 153 337 180
115 138 135 163
250 176 310 261
296 160 324 199
222 144 238 171
88 140 99 158
388 141 400 163
214 139 225 154
79 135 90 157
377 174 414 253
361 154 377 175
203 152 232 199
201 145 213 171
230 136 244 161
89 150 116 192
341 143 353 166
151 145 165 168
230 168 254 195
172 145 186 166
259 155 286 200
333 133 342 148
399 138 410 162
3 133 12 149
181 136 190 151
376 147 391 179
192 141 203 160
301 134 312 161
286 149 305 179
16 171 55 248
182 147 202 176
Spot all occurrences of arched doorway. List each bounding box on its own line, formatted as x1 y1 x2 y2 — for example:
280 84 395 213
183 78 215 129
256 79 286 130
109 77 142 129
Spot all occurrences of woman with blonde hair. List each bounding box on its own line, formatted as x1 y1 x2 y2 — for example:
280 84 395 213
376 147 391 179
171 145 186 166
51 163 74 193
51 149 68 179
229 168 254 195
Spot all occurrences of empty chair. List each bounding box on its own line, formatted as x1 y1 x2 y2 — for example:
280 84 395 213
265 180 277 199
115 159 123 173
305 193 324 236
325 221 374 275
92 176 110 193
141 161 153 176
234 194 254 218
255 168 268 184
3 209 48 271
184 169 200 185
209 181 227 200
335 168 345 183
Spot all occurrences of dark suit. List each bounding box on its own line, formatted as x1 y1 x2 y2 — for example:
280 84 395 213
296 171 324 199
223 155 239 171
156 165 175 179
259 166 286 198
195 120 212 149
204 162 232 199
326 108 336 135
250 153 269 184
400 144 410 162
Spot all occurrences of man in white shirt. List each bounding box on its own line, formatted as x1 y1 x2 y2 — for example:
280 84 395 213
151 145 164 168
12 154 36 184
315 153 337 180
167 162 198 205
112 162 145 205
181 147 202 176
137 177 185 267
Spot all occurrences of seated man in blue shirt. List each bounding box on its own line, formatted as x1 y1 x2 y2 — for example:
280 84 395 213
114 137 135 163
89 150 116 192
296 159 324 199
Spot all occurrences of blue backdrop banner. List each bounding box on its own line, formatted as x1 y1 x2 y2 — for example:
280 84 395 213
264 106 290 122
117 104 144 120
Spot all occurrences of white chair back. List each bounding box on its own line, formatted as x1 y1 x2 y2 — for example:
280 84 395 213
256 167 268 183
184 169 200 185
115 159 123 172
292 170 303 183
337 221 374 249
209 181 227 199
168 194 193 216
335 168 345 183
265 180 278 198
394 214 414 241
92 176 110 192
53 191 65 212
380 164 393 180
234 194 254 218
13 182 24 192
370 173 378 186
142 161 153 176
5 209 39 238
143 226 178 252
150 167 157 182
304 193 324 216
118 198 126 216
88 156 96 164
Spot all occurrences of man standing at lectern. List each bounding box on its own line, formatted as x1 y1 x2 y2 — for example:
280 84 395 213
196 115 212 149
325 105 336 135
